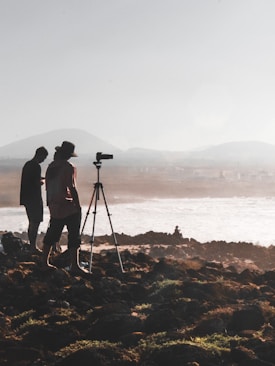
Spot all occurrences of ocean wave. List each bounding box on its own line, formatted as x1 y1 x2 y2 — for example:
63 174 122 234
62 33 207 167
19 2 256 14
1 197 275 246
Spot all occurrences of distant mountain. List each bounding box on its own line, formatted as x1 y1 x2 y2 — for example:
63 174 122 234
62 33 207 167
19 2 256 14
0 129 121 160
190 141 275 165
0 131 275 167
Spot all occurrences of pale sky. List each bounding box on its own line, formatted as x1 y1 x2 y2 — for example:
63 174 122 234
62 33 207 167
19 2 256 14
1 0 275 151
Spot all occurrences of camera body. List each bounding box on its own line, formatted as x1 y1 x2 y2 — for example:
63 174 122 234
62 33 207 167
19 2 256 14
96 152 113 162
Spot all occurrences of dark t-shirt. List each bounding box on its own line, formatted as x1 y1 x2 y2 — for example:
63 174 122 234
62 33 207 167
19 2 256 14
20 159 42 206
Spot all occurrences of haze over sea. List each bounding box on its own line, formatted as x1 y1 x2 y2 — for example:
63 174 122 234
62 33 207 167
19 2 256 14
1 197 275 247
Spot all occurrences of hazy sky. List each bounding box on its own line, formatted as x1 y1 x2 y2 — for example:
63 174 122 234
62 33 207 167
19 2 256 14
1 0 275 151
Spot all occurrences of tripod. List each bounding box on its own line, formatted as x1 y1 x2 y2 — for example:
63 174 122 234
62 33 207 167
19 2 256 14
81 160 125 273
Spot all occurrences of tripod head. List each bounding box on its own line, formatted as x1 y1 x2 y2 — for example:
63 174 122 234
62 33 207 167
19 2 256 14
93 160 102 169
93 151 114 174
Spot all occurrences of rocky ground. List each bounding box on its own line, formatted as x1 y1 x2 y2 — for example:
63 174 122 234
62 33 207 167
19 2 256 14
1 230 275 365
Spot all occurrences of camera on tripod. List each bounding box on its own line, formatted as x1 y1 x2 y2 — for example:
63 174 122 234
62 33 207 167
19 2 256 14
81 150 125 273
96 152 113 162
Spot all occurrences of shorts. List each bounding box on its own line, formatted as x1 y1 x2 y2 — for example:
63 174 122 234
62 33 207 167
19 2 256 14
25 202 43 223
43 212 81 249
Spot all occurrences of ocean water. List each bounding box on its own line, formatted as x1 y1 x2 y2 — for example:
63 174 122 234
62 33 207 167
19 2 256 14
1 197 275 247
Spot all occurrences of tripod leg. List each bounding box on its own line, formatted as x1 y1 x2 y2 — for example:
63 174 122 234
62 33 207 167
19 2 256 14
89 184 100 273
80 184 98 273
81 187 97 236
100 185 125 273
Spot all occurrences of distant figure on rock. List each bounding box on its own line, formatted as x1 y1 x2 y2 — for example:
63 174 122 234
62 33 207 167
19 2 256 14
20 146 48 253
173 225 182 239
42 141 86 274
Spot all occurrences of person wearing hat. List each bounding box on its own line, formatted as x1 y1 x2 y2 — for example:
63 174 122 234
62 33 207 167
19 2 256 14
20 146 48 253
42 141 85 274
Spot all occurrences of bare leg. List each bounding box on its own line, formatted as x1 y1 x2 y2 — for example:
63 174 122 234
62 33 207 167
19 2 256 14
69 247 80 271
69 247 87 273
41 243 56 270
28 221 41 252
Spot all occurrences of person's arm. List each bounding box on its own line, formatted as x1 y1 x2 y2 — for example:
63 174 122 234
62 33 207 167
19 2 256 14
69 165 81 210
71 186 81 210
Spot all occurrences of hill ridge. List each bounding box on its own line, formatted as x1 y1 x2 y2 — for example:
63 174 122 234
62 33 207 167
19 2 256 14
1 130 275 166
0 128 121 159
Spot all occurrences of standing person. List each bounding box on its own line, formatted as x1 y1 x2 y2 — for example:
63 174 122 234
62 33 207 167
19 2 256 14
20 146 49 253
42 141 85 274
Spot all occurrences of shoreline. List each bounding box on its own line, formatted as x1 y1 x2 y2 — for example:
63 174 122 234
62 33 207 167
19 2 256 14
2 192 275 209
2 196 275 247
2 229 275 273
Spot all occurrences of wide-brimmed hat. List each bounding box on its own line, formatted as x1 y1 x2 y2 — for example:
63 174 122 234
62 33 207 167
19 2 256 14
55 141 77 157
